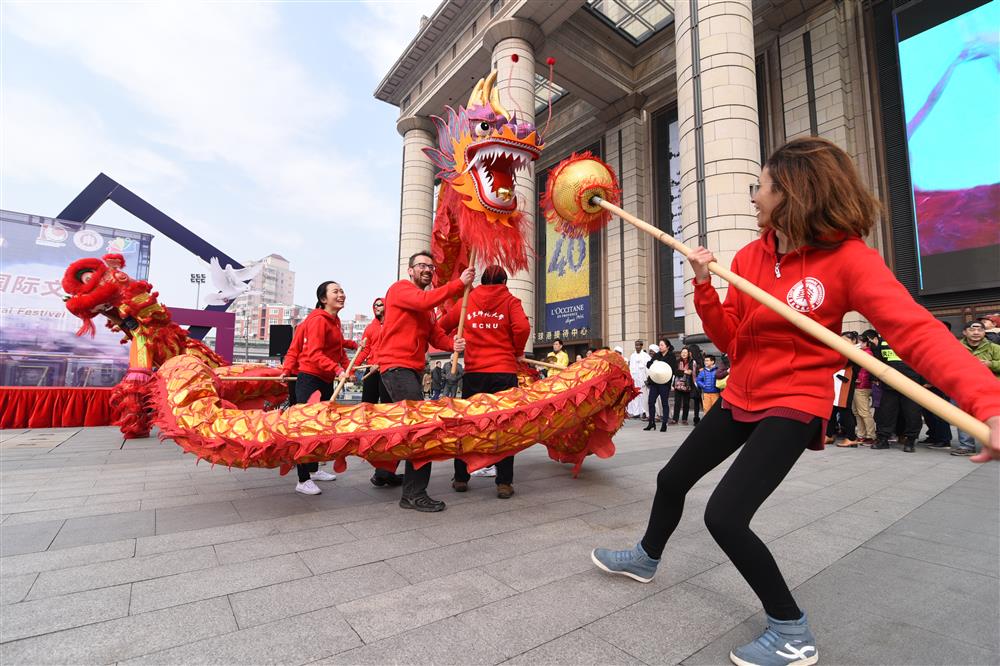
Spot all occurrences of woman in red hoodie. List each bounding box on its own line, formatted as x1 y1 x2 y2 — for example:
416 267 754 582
438 265 531 498
592 137 1000 666
281 280 355 496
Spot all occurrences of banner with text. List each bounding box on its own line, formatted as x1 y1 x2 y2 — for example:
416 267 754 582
544 221 591 334
0 209 152 387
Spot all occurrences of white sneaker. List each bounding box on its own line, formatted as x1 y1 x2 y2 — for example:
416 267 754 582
295 479 322 495
312 470 337 482
471 466 497 478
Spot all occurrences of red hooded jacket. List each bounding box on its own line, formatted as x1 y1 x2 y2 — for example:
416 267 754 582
379 278 465 372
281 308 354 382
354 298 384 367
695 230 1000 425
438 284 530 374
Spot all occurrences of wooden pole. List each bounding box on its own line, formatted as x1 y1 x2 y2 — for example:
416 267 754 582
451 249 477 376
220 376 295 381
332 338 367 401
592 196 991 445
521 357 565 371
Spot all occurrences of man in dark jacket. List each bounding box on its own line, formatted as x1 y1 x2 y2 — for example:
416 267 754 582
430 361 444 400
872 335 923 452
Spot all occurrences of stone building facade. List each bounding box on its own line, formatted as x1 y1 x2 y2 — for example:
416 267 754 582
376 0 999 358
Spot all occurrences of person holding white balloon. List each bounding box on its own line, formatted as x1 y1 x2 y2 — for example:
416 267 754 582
643 339 676 432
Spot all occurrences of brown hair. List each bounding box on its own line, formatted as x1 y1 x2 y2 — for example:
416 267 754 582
764 137 883 249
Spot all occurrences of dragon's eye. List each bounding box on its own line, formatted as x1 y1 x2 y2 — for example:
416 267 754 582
475 121 491 137
77 269 94 284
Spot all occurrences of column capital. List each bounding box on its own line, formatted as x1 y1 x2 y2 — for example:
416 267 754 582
483 18 544 53
396 115 435 137
598 93 648 124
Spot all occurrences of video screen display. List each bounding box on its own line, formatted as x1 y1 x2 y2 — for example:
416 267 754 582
895 0 1000 294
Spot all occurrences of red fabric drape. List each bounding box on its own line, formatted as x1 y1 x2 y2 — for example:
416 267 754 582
0 387 113 429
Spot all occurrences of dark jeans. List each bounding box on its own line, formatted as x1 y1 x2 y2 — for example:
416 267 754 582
641 405 818 621
875 385 921 441
647 383 670 426
294 372 333 482
672 390 691 422
362 371 399 480
453 372 517 485
381 367 432 498
922 386 952 443
443 383 459 398
827 382 857 440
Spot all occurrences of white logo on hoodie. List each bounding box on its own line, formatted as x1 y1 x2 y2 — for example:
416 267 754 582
786 277 825 313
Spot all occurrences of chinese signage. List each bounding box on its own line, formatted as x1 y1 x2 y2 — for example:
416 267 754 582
0 209 152 387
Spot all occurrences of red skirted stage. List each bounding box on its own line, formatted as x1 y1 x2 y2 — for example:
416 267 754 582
0 387 113 429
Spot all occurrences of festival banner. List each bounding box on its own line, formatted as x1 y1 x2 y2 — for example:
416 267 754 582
544 221 591 332
0 209 152 387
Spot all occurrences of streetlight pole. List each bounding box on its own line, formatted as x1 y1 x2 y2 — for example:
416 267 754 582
190 273 206 309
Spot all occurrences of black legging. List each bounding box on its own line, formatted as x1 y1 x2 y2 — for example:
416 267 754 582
671 390 691 422
294 372 333 482
641 405 819 620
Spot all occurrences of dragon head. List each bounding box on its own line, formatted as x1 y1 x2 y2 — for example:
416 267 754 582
62 253 139 337
424 70 543 223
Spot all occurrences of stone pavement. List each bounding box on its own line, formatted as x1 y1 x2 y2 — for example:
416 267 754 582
1 420 997 665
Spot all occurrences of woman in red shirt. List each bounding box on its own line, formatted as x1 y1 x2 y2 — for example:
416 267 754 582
592 137 1000 666
281 280 355 496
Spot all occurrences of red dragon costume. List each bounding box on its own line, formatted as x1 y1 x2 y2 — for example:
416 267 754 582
63 69 636 475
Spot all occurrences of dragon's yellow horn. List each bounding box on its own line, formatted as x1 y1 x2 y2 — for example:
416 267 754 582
467 78 486 108
489 83 510 122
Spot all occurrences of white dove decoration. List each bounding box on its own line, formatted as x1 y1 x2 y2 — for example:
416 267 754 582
205 257 263 305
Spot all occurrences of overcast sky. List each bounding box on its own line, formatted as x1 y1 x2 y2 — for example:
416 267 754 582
2 0 441 316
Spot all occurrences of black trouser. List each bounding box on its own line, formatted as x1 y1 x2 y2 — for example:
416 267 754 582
294 372 333 482
672 390 691 422
381 367 432 498
922 386 952 443
647 383 670 426
827 382 857 440
641 405 818 621
875 385 921 441
691 388 702 422
362 370 399 480
453 372 517 485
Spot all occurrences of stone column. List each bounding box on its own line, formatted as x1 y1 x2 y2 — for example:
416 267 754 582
484 18 544 351
601 95 652 351
396 116 436 279
674 0 761 338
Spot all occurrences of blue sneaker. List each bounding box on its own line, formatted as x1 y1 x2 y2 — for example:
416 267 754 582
730 613 818 666
590 542 659 583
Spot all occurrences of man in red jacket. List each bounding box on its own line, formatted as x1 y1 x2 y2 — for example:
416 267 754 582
379 251 473 512
353 297 403 487
280 280 357 495
438 265 531 498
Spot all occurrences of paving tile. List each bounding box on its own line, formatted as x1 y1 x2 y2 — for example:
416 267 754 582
460 553 715 659
153 500 244 535
213 524 355 565
862 531 999 578
121 605 360 665
298 529 439 575
0 519 63 556
1 501 144 526
135 520 278 557
590 581 757 665
28 545 218 599
49 510 155 550
229 561 406 628
231 493 321 521
129 552 312 614
686 558 820 610
0 573 37 605
0 597 237 664
337 569 517 643
0 584 130 642
503 628 645 665
886 514 1000 555
0 538 136 576
318 615 506 665
766 526 867 569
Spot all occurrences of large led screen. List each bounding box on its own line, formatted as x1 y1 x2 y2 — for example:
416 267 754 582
895 0 1000 294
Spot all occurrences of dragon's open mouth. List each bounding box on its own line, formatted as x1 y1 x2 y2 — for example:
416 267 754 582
466 139 540 213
